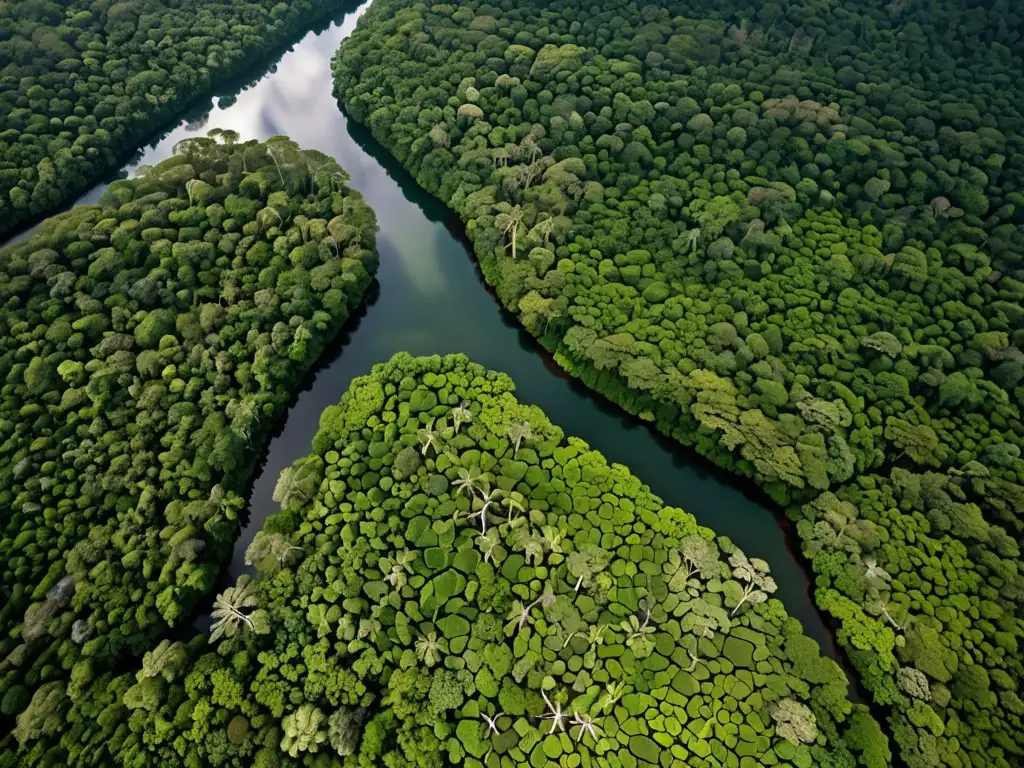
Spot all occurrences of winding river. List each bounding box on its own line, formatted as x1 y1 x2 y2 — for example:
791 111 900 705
7 4 841 659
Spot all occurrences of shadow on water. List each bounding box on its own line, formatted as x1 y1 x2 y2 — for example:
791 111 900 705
5 2 860 697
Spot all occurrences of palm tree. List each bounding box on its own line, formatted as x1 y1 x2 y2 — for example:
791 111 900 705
516 534 544 566
860 556 892 585
417 418 443 456
530 213 555 246
259 206 284 232
508 586 556 632
865 593 902 630
571 711 603 744
210 576 267 642
540 525 564 554
495 205 525 260
382 549 415 589
600 680 625 713
539 690 568 734
358 616 382 641
415 632 448 667
506 420 532 457
453 466 489 498
507 600 535 633
469 488 501 534
477 531 499 564
451 402 472 433
588 625 609 647
623 603 654 645
244 531 302 574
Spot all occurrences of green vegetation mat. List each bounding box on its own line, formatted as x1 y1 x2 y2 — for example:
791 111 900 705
331 2 1024 766
11 353 887 767
0 0 350 237
0 133 378 763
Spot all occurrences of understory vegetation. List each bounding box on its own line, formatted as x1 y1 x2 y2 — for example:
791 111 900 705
11 353 888 768
0 0 351 237
0 133 378 764
331 1 1023 766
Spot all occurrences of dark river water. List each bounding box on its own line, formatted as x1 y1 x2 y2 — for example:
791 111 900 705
5 4 842 659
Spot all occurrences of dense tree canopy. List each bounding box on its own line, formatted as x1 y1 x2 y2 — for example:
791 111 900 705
8 353 886 768
331 3 1024 766
333 0 1023 507
0 132 378 764
0 0 349 236
793 466 1024 768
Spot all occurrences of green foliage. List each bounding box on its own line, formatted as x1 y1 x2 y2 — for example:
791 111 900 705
0 133 377 764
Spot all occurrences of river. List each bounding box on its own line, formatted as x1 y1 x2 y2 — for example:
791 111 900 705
4 3 840 659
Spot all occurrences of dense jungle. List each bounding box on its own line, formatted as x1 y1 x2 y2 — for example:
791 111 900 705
0 1 1021 768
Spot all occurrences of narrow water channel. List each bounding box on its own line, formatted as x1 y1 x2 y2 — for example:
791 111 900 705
5 4 841 659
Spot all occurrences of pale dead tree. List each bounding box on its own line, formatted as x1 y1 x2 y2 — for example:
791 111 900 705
481 712 504 735
266 147 285 185
571 711 603 744
495 205 525 260
186 179 203 206
539 690 568 734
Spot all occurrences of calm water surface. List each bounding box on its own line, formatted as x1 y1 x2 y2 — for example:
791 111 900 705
7 4 840 659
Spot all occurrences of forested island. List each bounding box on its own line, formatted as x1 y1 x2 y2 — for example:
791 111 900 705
333 2 1023 767
0 0 352 236
0 1 1021 767
6 354 890 767
0 133 378 764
